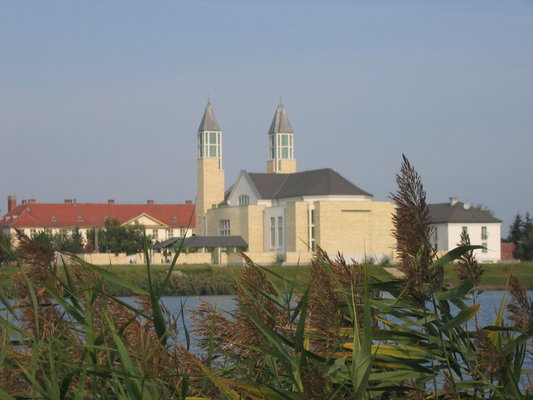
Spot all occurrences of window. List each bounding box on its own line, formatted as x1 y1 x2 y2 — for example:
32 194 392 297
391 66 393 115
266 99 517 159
278 216 283 248
482 243 488 253
152 229 158 239
308 208 316 251
270 217 276 249
198 131 221 159
462 226 468 235
239 194 249 206
180 228 187 237
30 229 37 236
220 219 230 236
432 227 438 250
51 216 57 222
77 216 84 223
167 229 173 239
481 226 488 240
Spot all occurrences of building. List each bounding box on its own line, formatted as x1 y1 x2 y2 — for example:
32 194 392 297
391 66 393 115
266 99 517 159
0 196 195 245
194 100 397 265
428 197 502 263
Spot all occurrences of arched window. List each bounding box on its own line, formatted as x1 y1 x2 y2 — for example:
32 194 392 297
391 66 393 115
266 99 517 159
239 195 249 206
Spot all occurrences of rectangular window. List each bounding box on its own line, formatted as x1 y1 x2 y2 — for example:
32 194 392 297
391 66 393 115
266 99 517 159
30 229 36 236
481 226 488 240
281 147 289 158
209 132 217 143
220 220 230 236
167 229 173 239
482 242 488 253
209 145 217 157
152 229 158 239
433 227 438 250
180 228 187 237
462 226 468 235
281 135 288 146
270 217 276 249
278 216 283 248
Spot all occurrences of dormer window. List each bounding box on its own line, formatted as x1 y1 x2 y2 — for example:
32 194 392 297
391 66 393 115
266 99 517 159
77 216 84 223
51 216 57 222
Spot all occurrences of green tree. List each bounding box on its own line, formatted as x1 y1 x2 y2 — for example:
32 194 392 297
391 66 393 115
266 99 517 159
0 230 17 266
53 228 84 253
508 212 533 261
87 219 149 255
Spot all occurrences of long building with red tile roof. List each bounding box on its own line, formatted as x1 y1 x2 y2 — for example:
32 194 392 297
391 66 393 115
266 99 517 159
1 195 195 243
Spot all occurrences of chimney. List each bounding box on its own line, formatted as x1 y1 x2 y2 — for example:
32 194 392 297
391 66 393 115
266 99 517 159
449 197 458 206
185 200 192 204
7 195 16 212
147 200 154 205
64 199 73 204
28 199 36 204
108 199 115 204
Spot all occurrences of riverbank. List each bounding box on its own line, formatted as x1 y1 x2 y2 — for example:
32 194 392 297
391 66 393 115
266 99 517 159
1 261 532 296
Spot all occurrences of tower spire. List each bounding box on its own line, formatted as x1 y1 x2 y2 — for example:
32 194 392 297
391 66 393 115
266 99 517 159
267 100 296 174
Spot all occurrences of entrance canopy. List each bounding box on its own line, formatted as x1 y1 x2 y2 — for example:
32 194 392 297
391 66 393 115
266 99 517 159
151 235 248 251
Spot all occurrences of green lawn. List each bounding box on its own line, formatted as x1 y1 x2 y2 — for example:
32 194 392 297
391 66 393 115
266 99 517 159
2 261 532 296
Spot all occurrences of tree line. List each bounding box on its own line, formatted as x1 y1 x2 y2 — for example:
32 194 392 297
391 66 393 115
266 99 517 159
507 212 533 261
0 219 151 266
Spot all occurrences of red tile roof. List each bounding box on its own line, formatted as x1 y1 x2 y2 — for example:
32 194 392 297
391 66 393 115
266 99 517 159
1 202 195 229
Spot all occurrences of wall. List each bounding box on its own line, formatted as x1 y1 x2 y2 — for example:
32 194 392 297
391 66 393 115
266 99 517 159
446 223 501 263
314 201 396 263
285 201 309 253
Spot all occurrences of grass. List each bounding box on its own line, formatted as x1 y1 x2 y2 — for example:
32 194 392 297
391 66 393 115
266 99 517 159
2 261 533 297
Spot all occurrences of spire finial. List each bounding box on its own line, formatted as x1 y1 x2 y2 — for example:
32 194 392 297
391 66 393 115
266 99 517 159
278 96 283 108
207 93 212 105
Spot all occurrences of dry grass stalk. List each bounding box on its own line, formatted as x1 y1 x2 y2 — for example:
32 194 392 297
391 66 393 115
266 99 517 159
507 274 533 332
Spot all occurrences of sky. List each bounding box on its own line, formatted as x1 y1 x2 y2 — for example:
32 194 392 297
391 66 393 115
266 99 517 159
1 0 532 237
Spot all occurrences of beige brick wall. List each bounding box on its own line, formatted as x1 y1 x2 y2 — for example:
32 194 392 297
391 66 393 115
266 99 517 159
266 159 296 174
315 201 396 262
285 201 309 252
206 205 266 253
196 158 224 235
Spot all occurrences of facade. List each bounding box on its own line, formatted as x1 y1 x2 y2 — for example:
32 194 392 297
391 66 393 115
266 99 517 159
428 197 502 263
0 196 195 245
195 101 397 264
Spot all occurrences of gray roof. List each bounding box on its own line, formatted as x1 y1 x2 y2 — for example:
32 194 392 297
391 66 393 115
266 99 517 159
183 235 248 249
248 168 372 199
428 202 501 224
198 102 221 132
268 105 293 134
151 235 248 249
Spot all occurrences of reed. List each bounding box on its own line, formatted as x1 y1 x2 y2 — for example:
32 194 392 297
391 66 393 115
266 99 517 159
1 156 532 398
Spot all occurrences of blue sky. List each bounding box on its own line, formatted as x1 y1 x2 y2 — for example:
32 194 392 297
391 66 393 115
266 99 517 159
1 0 532 235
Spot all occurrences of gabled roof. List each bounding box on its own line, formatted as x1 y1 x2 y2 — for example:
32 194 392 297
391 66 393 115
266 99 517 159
1 202 195 229
269 105 293 134
198 101 221 132
428 202 501 224
247 168 372 200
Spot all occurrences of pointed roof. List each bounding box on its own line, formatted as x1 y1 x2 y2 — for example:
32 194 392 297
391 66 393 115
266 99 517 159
198 101 221 132
268 104 293 134
247 168 372 199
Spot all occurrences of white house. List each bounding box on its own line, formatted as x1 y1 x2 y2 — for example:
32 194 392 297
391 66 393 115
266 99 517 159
429 197 501 263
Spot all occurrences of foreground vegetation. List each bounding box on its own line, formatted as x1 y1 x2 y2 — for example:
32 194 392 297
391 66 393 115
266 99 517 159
1 156 532 399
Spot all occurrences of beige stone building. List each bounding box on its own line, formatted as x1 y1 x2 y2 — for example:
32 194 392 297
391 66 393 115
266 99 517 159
193 101 397 265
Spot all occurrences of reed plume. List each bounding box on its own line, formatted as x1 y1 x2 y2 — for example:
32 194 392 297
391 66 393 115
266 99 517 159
390 155 438 303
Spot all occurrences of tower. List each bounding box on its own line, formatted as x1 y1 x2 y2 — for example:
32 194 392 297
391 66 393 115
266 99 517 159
196 99 225 235
266 101 296 174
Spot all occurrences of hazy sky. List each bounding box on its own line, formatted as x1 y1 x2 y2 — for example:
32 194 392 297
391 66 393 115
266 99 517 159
1 1 532 236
